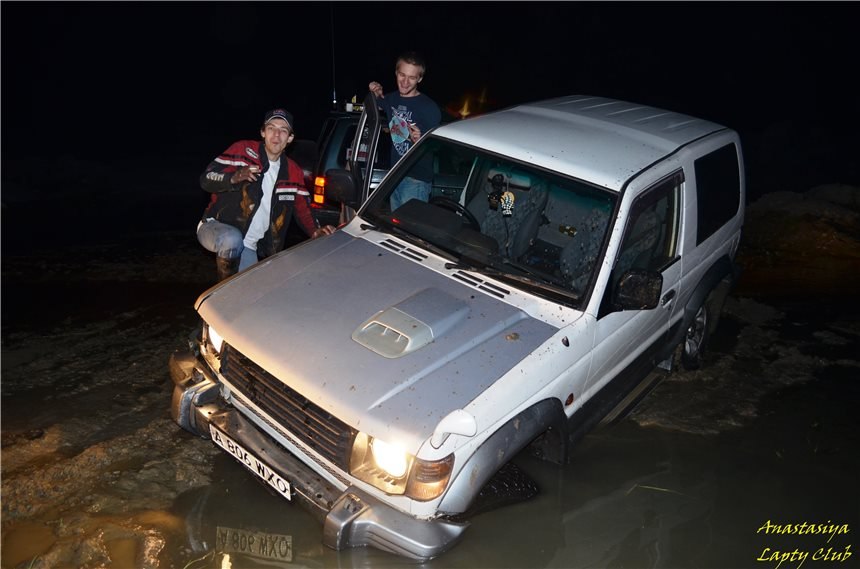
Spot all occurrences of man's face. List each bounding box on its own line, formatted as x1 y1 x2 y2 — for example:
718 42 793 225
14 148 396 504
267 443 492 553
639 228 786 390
395 61 423 97
260 118 294 159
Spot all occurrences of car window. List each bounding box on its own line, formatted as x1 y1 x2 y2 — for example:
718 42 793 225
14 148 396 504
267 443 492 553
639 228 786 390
612 172 682 290
316 117 337 149
694 143 740 245
361 138 616 307
348 124 392 169
336 124 358 169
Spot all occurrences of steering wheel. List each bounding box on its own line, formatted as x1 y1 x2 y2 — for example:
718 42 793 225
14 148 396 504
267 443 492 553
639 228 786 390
429 196 481 231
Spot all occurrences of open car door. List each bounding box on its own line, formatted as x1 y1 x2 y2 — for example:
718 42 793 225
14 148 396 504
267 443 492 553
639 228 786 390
339 92 390 224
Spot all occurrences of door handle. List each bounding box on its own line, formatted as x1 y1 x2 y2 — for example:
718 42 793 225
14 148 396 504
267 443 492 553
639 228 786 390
661 289 676 307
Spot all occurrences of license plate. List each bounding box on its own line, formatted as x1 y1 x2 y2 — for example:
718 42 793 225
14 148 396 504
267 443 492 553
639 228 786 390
216 525 293 562
209 425 291 501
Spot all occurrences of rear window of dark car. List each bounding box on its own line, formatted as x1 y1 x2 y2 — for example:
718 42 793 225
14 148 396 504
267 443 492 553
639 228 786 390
694 143 741 244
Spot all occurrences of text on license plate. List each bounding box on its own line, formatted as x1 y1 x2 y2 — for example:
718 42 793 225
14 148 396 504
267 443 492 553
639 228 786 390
209 425 291 500
216 525 293 562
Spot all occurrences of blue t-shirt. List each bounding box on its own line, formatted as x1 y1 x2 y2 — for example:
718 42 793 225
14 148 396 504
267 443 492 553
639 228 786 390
382 92 441 180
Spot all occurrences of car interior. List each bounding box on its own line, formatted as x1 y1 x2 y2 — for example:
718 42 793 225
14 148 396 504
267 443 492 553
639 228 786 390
397 151 617 296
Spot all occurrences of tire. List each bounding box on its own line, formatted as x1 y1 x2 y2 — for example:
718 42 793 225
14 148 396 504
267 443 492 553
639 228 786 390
449 461 539 521
681 301 710 370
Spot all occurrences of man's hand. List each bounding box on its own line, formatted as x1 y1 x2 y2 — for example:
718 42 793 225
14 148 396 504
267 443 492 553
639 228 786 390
311 225 336 239
230 166 260 184
407 122 422 143
369 81 384 99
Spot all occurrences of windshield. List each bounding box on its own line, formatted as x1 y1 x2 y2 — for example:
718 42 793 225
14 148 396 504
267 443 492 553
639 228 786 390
361 137 617 308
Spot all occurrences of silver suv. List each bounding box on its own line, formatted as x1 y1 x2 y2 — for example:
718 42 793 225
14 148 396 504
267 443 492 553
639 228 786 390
170 94 744 560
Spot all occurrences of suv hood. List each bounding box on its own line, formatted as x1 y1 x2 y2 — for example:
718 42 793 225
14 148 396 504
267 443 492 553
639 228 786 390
198 232 559 449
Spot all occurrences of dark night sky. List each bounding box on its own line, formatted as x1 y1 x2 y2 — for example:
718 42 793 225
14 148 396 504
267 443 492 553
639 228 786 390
2 2 859 209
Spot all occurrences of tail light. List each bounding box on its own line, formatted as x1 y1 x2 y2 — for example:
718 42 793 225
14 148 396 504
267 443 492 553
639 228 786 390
313 176 326 205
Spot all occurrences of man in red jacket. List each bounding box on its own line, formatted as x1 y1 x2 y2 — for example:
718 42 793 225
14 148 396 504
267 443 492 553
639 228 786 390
197 108 336 281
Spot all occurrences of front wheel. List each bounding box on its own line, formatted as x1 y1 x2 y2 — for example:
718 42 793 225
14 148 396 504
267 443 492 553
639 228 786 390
681 302 709 370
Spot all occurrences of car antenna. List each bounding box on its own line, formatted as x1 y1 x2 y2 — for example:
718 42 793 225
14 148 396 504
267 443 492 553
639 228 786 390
330 5 337 110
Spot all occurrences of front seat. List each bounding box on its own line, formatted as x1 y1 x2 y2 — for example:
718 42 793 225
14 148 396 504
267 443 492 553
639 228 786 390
475 168 549 260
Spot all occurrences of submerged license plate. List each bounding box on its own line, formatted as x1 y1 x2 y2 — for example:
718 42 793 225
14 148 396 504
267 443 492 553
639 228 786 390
216 525 293 562
209 425 291 501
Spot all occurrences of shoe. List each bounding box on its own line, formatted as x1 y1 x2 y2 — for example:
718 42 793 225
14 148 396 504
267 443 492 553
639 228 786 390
216 256 240 281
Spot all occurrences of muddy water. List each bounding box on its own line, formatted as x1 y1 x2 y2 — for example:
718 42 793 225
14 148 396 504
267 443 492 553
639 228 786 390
2 234 858 569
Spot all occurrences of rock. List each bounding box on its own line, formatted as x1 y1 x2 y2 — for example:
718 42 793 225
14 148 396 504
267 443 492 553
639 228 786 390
735 185 860 299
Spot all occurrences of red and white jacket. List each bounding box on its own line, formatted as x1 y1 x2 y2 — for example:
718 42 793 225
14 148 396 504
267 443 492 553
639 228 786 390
200 140 318 258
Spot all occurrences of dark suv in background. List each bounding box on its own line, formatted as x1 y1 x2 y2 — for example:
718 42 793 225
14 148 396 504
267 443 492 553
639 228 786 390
289 99 456 234
310 104 392 227
284 103 391 234
279 106 363 244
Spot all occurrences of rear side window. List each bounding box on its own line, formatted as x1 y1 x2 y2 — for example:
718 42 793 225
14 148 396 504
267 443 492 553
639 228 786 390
694 143 740 244
335 124 358 169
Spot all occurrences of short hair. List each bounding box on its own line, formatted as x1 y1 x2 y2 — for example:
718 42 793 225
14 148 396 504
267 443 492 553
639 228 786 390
395 51 427 78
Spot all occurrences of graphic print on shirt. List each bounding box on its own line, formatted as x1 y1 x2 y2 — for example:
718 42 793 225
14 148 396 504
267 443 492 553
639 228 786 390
389 106 414 157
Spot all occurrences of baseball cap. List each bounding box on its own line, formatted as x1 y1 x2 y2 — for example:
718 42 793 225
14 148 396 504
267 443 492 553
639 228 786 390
263 108 294 132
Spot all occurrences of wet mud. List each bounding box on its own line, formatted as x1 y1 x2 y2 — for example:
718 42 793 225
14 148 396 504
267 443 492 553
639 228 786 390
2 187 859 568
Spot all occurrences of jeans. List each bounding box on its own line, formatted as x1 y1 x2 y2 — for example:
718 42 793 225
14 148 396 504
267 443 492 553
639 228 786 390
197 219 259 271
390 177 431 211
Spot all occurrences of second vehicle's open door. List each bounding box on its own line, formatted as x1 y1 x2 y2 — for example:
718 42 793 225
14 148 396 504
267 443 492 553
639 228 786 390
329 92 392 225
347 92 385 205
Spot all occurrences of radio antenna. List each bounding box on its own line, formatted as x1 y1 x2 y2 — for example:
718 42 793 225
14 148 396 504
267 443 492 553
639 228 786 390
330 6 337 110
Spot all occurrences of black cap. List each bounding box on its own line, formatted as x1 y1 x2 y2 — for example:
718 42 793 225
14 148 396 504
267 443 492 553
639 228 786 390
263 108 294 132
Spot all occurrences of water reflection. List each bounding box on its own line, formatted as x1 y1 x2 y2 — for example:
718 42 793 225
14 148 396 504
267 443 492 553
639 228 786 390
173 376 858 569
175 425 709 568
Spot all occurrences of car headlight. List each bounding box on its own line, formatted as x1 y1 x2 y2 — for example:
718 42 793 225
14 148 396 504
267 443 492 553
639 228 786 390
203 323 224 356
370 438 408 478
350 432 454 501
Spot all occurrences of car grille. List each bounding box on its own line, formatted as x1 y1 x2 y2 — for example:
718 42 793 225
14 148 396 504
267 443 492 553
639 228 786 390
221 345 358 471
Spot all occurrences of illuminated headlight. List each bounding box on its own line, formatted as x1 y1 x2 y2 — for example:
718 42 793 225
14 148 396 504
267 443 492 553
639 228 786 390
203 323 224 356
350 432 454 500
371 438 408 477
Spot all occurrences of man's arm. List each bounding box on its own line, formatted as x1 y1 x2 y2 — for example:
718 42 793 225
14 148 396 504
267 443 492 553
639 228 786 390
369 81 384 99
428 97 442 129
200 141 261 193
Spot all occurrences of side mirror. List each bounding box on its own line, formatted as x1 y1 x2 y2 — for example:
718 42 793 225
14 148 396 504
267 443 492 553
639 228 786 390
324 168 360 208
614 268 663 310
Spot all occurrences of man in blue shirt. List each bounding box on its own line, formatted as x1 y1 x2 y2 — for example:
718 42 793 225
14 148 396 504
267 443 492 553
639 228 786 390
369 51 442 210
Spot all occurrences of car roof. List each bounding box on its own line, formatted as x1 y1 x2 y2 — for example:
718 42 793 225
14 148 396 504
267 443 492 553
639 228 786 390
432 95 728 192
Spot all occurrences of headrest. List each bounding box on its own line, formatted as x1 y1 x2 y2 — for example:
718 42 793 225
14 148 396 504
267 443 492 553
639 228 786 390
487 168 532 191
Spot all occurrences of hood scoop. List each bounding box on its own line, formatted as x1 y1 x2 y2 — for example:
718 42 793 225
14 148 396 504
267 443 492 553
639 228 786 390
352 288 469 358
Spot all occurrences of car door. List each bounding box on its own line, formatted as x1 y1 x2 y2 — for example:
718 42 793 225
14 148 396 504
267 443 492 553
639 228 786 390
331 93 383 224
348 92 393 205
585 171 684 395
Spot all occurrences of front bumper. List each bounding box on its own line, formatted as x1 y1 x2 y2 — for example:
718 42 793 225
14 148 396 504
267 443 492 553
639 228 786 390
168 350 467 560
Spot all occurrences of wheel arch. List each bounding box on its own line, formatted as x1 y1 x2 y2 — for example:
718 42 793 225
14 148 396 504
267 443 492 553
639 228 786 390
438 398 566 514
